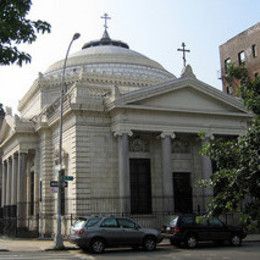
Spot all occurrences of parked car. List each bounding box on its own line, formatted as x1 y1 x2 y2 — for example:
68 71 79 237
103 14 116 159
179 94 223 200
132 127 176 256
69 215 163 253
161 214 247 248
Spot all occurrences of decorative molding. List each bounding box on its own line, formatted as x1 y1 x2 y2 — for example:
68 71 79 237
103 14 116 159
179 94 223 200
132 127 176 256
160 131 176 139
113 129 133 137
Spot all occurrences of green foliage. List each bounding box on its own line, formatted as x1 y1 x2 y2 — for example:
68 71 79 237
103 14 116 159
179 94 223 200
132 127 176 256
0 0 51 66
200 65 260 225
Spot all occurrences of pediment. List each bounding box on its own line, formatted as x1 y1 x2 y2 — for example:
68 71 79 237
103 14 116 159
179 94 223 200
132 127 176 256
130 86 241 113
114 78 250 116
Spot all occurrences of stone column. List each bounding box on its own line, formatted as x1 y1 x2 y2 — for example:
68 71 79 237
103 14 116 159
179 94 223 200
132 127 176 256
201 135 214 212
16 152 28 230
10 153 18 218
115 130 133 215
1 161 6 208
6 158 11 210
1 161 6 223
161 132 175 213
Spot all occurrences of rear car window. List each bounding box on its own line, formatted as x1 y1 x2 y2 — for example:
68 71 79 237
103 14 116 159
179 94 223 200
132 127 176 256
85 217 101 228
179 216 194 225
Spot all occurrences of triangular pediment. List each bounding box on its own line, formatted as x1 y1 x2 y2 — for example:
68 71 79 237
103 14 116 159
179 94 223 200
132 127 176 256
113 78 249 116
130 86 241 113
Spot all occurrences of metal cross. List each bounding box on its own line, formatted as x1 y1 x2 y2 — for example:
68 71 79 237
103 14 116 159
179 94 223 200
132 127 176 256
101 13 111 30
177 42 190 67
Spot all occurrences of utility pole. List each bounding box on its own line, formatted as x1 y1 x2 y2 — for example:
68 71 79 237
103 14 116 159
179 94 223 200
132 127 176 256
54 32 80 249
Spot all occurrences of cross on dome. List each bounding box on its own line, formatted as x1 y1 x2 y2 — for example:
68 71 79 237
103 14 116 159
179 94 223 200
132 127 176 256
101 13 111 30
177 42 190 67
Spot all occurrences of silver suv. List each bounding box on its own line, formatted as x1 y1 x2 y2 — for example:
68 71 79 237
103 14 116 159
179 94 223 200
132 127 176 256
69 215 162 253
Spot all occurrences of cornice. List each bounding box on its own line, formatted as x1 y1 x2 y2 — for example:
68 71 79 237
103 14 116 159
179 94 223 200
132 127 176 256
18 77 41 112
110 104 251 118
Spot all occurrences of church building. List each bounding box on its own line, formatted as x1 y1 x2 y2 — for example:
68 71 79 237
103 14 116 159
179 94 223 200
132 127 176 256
0 22 250 237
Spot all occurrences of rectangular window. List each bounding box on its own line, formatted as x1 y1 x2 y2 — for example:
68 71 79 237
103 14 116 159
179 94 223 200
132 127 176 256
224 58 231 73
252 44 257 58
238 51 246 65
130 159 152 214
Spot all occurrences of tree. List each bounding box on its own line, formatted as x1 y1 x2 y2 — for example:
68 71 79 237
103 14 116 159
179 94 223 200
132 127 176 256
201 64 260 226
0 0 51 66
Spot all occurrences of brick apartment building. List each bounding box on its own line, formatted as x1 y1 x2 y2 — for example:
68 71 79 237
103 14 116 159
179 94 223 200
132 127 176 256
219 22 260 95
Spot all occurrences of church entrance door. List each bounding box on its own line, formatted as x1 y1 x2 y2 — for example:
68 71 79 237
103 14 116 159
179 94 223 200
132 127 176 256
173 172 193 213
130 159 152 214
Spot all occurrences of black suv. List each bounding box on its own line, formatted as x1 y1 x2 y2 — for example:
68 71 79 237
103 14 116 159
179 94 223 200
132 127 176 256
162 214 247 248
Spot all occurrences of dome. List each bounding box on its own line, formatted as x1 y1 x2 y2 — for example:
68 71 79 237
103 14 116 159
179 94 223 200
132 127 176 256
44 31 175 87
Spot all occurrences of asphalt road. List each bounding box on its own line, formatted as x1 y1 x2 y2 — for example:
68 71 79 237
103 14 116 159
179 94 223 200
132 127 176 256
0 242 259 260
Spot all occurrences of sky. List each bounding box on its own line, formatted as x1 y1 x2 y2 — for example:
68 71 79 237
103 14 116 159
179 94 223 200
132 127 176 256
1 0 260 113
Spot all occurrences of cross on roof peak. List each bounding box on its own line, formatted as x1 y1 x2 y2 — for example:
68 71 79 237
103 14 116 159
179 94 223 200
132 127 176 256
177 42 190 67
101 13 111 30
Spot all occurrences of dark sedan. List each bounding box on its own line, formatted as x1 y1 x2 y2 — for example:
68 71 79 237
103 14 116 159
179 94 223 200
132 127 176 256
162 214 247 248
70 215 163 253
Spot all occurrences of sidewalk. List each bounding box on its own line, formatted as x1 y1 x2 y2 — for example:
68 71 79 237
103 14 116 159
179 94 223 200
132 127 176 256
0 234 259 252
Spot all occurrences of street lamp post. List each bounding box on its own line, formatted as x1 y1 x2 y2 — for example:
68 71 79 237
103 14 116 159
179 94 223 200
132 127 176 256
54 32 80 249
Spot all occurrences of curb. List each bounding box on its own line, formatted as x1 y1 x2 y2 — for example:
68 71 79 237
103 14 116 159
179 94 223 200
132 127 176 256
45 246 79 251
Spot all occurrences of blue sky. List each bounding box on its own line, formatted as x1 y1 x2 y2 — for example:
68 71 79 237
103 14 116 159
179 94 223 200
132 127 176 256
1 0 260 112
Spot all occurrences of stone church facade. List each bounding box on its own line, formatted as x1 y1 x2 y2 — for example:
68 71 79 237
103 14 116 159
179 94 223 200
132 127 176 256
0 30 250 237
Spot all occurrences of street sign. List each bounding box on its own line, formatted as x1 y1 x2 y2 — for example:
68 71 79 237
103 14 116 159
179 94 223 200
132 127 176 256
62 176 74 181
50 181 68 188
50 181 58 187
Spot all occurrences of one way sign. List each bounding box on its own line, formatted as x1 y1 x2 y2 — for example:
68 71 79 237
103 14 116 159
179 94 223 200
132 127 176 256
50 181 68 188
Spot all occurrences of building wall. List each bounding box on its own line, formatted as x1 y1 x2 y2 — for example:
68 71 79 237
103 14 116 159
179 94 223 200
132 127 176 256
220 22 260 95
74 111 118 215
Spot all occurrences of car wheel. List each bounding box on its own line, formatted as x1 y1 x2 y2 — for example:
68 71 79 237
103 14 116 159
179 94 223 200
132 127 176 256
143 236 157 251
90 238 105 254
230 234 241 246
185 234 198 249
